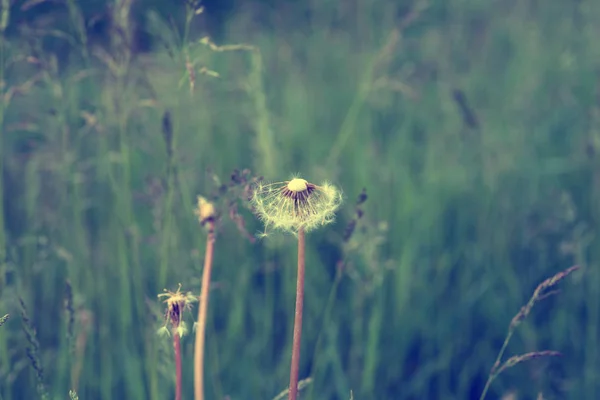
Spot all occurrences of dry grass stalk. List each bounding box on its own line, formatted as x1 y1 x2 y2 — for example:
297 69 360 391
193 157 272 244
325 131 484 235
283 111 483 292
479 265 580 400
19 297 49 399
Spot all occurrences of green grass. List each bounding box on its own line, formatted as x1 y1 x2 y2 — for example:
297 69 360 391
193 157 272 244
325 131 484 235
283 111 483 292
0 0 598 398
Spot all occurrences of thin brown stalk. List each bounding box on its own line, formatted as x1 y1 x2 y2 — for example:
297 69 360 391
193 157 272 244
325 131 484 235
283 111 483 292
289 228 306 400
174 333 182 400
194 220 215 400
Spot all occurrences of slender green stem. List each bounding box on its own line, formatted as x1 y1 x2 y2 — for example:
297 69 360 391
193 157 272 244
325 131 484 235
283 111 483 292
0 2 9 384
0 0 7 284
308 266 343 399
479 330 515 400
289 228 306 400
159 164 176 286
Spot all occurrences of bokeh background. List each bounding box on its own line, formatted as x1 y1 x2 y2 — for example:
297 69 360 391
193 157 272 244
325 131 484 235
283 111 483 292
0 0 598 399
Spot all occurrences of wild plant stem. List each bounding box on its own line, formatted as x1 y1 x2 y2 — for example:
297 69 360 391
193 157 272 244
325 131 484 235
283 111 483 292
174 333 182 400
308 266 343 399
479 330 514 400
289 228 306 400
479 265 579 400
195 221 215 400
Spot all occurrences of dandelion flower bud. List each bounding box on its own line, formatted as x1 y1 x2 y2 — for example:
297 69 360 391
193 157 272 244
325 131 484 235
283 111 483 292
194 196 216 225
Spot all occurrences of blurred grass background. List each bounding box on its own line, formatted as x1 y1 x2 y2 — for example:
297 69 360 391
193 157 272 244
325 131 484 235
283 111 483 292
0 0 598 399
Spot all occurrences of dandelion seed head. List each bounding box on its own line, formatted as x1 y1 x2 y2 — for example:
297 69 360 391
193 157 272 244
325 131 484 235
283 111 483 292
157 284 197 337
287 178 308 192
251 177 343 234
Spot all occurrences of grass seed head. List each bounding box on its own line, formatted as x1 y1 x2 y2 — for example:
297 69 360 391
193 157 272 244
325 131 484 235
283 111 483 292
251 177 343 234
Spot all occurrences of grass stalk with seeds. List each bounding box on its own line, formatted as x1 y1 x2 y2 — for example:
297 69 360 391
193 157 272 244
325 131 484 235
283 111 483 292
252 177 342 400
194 196 216 400
479 265 580 400
19 297 49 400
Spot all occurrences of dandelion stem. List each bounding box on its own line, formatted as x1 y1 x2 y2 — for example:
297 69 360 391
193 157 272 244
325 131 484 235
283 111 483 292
174 333 182 400
195 221 215 400
289 228 306 400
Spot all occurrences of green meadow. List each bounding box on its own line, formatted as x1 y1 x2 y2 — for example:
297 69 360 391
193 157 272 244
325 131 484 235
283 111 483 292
0 0 598 399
